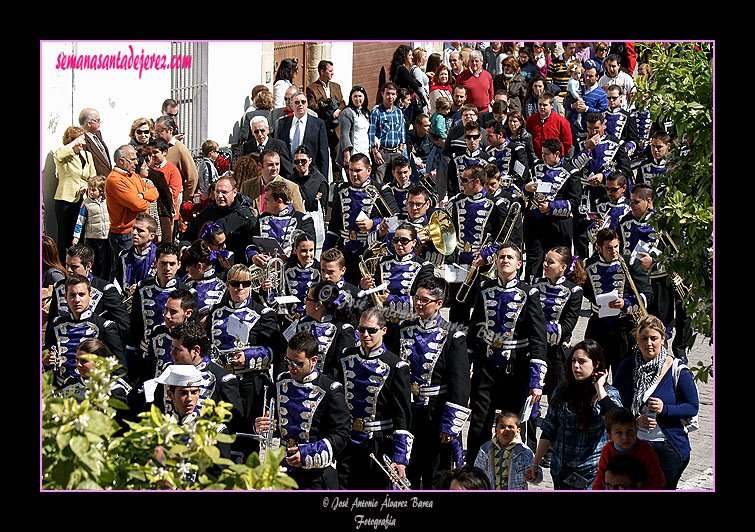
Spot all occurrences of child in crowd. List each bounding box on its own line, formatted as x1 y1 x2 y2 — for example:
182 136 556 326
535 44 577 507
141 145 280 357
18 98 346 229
565 62 584 121
474 411 541 490
72 175 111 280
427 97 452 173
592 406 666 490
197 139 221 198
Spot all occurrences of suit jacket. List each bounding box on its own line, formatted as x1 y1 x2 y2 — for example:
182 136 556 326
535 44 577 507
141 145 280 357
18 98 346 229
83 130 112 176
274 114 330 178
241 136 294 179
306 80 346 146
239 175 305 214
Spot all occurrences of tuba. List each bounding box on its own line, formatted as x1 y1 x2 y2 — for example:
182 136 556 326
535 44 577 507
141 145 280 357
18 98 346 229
370 453 411 490
456 200 521 303
416 210 457 256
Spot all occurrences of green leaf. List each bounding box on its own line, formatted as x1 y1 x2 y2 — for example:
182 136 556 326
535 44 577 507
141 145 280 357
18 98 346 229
69 434 90 459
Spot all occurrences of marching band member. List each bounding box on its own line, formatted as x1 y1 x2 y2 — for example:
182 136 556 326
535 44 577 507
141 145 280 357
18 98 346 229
445 163 509 326
335 308 413 490
126 242 190 381
113 212 157 304
382 154 414 218
591 171 632 235
43 274 126 390
296 280 356 379
206 263 285 458
582 227 654 377
323 153 399 287
570 111 632 262
485 119 530 190
180 239 229 322
635 131 672 190
530 246 586 455
359 223 435 342
604 84 639 158
450 120 496 197
398 276 471 489
199 221 236 274
466 242 547 464
522 137 581 282
254 331 351 489
318 247 362 325
282 233 320 322
48 243 130 342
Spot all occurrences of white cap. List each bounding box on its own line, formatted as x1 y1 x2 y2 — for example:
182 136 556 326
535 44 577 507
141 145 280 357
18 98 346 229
143 364 206 403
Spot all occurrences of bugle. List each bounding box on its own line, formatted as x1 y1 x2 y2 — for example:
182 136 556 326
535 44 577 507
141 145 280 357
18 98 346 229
616 254 649 323
657 231 691 300
369 453 411 490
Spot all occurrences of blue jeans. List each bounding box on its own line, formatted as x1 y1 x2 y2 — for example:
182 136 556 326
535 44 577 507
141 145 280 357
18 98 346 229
650 439 689 490
108 231 132 282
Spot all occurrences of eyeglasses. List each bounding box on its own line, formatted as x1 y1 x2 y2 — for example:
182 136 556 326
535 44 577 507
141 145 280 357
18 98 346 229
629 199 644 205
284 357 306 368
228 279 252 288
357 326 380 335
393 237 413 245
407 201 427 209
413 296 440 305
292 100 307 106
294 159 309 165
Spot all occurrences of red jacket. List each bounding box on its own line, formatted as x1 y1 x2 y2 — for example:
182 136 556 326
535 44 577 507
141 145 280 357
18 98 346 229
592 439 666 490
525 110 573 158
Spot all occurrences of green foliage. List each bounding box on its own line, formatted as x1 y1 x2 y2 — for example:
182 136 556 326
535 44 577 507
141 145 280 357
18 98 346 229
633 43 713 380
41 354 297 490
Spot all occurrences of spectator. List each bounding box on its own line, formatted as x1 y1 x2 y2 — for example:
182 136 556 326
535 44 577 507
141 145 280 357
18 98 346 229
613 314 700 489
338 85 372 174
517 46 540 82
526 338 622 489
427 64 454 115
274 90 330 179
154 116 198 202
306 59 346 181
568 64 608 136
291 145 328 253
424 52 443 85
242 115 294 179
525 91 573 160
72 175 111 279
390 45 430 120
455 50 495 113
196 140 221 198
439 466 491 490
447 50 465 79
369 82 407 185
78 108 112 176
585 42 610 76
547 42 577 115
530 42 551 78
231 153 262 193
599 53 637 107
493 55 528 113
147 138 182 239
237 86 274 145
128 118 154 148
273 57 299 109
53 125 97 257
104 145 159 280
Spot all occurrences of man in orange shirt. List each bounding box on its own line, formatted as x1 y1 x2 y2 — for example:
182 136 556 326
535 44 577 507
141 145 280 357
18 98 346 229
148 137 183 240
105 145 159 281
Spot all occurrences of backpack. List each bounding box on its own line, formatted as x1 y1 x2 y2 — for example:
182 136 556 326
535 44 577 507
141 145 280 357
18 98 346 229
670 358 699 433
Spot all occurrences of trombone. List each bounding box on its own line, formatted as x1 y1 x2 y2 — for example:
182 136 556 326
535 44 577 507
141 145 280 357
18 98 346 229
365 184 394 219
369 453 411 490
616 254 649 324
456 201 521 303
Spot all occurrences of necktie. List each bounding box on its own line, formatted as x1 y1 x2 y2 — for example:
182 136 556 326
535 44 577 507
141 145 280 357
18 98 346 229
291 119 301 156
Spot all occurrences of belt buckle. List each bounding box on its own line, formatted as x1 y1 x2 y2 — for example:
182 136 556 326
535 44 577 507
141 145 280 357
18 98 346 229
349 230 357 241
410 381 420 396
492 337 503 349
353 417 365 432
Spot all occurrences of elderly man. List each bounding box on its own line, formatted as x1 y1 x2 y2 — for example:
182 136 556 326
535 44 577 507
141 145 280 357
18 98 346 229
105 145 159 280
455 50 495 114
183 175 258 262
241 115 294 178
239 149 305 214
155 116 198 201
79 108 112 176
274 90 330 178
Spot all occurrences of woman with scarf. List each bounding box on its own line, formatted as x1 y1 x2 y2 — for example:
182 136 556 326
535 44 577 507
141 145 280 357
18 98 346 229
612 315 699 489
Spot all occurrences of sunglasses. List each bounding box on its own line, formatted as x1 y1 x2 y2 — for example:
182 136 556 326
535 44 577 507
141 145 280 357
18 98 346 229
135 129 150 135
605 186 623 192
294 159 309 165
357 326 381 335
284 357 306 368
606 96 620 101
394 237 413 245
464 134 481 140
228 279 252 288
253 129 267 134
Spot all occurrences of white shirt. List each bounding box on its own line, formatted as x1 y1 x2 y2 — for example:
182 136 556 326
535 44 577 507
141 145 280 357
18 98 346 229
289 114 308 147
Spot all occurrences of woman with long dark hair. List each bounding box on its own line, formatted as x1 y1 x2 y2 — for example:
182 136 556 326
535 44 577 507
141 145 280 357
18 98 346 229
338 85 372 172
526 338 622 489
274 57 299 109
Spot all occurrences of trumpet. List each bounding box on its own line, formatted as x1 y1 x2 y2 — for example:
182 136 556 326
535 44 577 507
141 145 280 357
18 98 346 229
369 453 411 490
587 214 612 245
456 201 521 303
657 231 691 300
616 254 649 324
